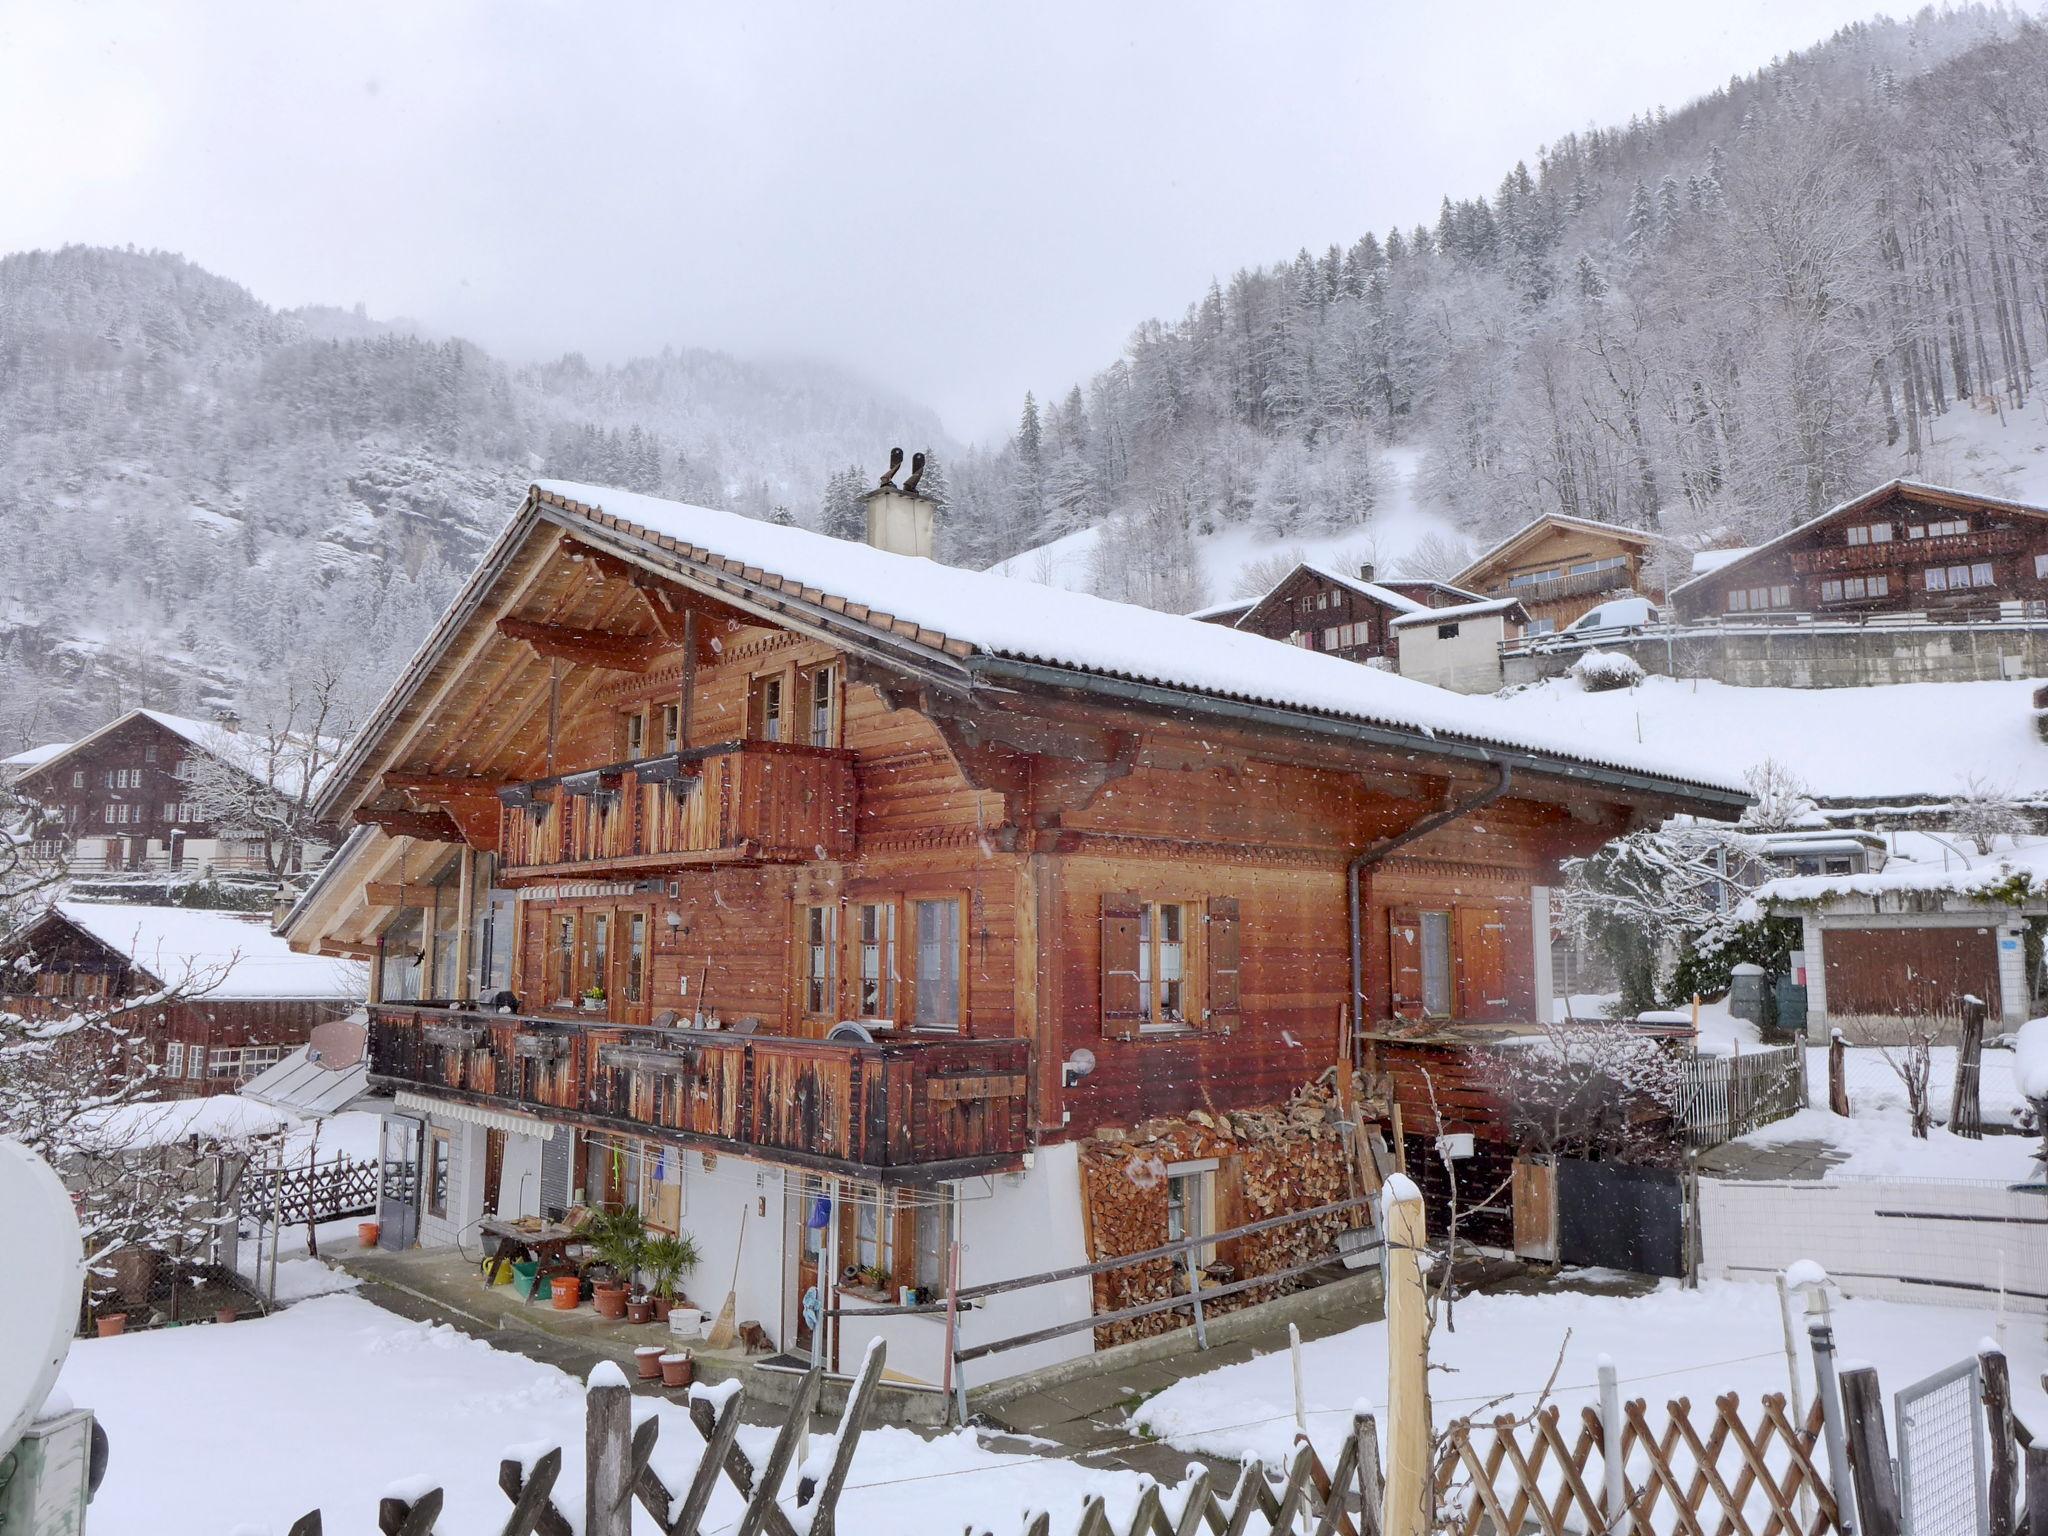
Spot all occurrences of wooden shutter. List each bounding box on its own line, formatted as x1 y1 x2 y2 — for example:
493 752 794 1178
1205 896 1241 1030
1388 907 1423 1019
1456 906 1509 1020
1100 894 1145 1038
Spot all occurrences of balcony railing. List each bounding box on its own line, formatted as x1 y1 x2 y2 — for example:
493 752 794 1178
369 1004 1032 1177
1788 527 2029 575
498 740 856 878
1490 567 1637 604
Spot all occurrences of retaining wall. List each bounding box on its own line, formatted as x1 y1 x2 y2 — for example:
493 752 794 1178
1503 623 2048 690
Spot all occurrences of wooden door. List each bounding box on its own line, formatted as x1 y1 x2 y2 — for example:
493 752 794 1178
1824 924 2000 1020
481 1128 505 1217
1511 1156 1557 1262
1456 907 1509 1020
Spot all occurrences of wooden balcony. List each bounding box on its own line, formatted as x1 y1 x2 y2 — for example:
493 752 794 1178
368 1004 1032 1180
497 740 855 879
1491 566 1636 604
1789 527 2028 575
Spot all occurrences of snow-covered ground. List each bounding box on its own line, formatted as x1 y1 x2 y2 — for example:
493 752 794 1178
1492 673 2048 801
1134 1279 2048 1468
988 445 1462 607
58 1294 1157 1536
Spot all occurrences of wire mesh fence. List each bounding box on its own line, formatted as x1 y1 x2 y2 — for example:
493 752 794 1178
1896 1358 1988 1536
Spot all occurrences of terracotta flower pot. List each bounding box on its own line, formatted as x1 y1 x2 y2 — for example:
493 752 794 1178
627 1296 653 1326
550 1276 582 1310
95 1314 127 1337
358 1221 381 1248
650 1296 673 1323
215 1306 238 1325
634 1345 665 1381
659 1352 695 1389
593 1282 629 1320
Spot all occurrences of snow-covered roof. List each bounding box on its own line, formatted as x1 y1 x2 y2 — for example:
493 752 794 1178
12 708 340 799
1452 513 1668 587
1297 562 1428 615
42 902 366 1000
241 1030 376 1118
71 1094 298 1152
1184 596 1255 621
1753 835 2048 910
1 740 70 771
1389 596 1528 627
1669 480 2048 600
1690 547 1755 576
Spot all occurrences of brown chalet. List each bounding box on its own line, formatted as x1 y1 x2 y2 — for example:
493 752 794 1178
1670 480 2048 622
1228 562 1480 664
1452 514 1671 635
282 472 1743 1387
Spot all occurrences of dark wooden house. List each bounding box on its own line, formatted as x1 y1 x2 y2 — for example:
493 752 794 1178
0 902 365 1097
1670 480 2048 621
281 475 1743 1385
1230 563 1479 663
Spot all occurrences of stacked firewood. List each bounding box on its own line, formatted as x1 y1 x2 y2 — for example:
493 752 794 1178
1078 1069 1384 1347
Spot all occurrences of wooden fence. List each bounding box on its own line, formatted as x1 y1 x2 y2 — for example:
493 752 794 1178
1679 1046 1805 1148
249 1153 379 1228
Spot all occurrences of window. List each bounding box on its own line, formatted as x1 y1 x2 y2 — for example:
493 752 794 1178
1166 1161 1217 1267
749 675 784 742
1973 562 1995 587
1771 585 1792 607
1824 857 1855 876
2035 552 2048 581
1436 622 1460 639
207 1045 285 1080
801 905 836 1015
913 898 962 1030
912 1192 954 1290
1846 522 1892 546
1136 902 1188 1028
165 1041 185 1077
162 802 178 820
427 1129 452 1219
186 1045 205 1079
1507 568 1560 588
660 702 682 753
1908 518 1968 539
144 743 157 763
1524 618 1556 636
555 912 577 1000
1869 574 1890 598
625 913 646 1004
103 806 117 824
1315 590 1330 610
854 903 895 1020
1420 910 1453 1016
624 709 646 758
71 770 84 789
805 665 837 748
589 913 610 999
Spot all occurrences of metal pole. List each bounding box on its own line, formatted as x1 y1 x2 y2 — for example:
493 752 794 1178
945 1237 967 1428
1185 1240 1209 1350
1598 1356 1625 1535
1806 1287 1860 1536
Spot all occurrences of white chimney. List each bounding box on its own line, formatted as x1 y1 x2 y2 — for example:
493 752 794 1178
861 448 935 558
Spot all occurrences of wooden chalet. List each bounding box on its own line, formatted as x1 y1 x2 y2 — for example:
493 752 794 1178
11 708 339 878
1230 562 1479 664
0 902 365 1097
1451 514 1671 635
1669 480 2048 622
282 472 1744 1385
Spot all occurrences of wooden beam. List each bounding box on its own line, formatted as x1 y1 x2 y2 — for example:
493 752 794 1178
496 617 671 673
352 806 465 842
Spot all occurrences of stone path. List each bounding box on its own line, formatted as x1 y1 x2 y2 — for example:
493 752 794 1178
1696 1137 1847 1182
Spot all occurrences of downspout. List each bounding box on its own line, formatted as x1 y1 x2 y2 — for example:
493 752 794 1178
1348 763 1516 1060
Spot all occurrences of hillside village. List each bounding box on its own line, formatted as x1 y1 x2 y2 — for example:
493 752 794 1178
9 9 2048 1536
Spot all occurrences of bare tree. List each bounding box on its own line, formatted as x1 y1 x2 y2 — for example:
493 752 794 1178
1399 530 1477 582
1950 772 2029 854
181 665 351 884
1477 1017 1695 1164
1741 757 1820 831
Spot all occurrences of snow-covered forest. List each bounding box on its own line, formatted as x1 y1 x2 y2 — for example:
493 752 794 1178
939 6 2048 607
0 247 945 742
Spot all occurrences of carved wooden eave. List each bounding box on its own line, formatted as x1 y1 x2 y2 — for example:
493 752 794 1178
382 772 509 849
353 806 465 843
496 616 673 674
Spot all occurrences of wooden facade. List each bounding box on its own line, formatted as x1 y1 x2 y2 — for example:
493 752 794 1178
1451 515 1669 634
288 482 1744 1196
1670 481 2048 622
1230 564 1477 663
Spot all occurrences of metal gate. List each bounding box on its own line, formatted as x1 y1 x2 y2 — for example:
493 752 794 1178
1556 1158 1685 1277
378 1115 424 1251
1896 1357 1988 1536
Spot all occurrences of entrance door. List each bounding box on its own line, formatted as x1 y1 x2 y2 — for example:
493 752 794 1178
378 1115 425 1251
481 1128 506 1218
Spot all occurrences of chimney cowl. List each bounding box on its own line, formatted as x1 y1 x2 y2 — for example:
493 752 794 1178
861 448 935 558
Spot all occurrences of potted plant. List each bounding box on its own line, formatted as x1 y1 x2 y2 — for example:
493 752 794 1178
588 1207 644 1321
659 1350 695 1389
641 1233 701 1323
581 984 607 1012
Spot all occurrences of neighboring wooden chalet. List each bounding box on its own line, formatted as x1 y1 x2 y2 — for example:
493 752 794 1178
1452 515 1671 634
0 901 366 1097
11 708 341 878
1230 562 1479 664
281 473 1744 1386
1669 480 2048 622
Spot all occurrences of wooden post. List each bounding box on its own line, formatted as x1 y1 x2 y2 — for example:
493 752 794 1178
1954 996 1986 1139
679 611 698 746
1807 1286 1860 1536
1598 1357 1625 1534
1290 1322 1307 1435
1185 1239 1209 1350
942 1234 965 1427
1839 1365 1901 1536
2025 1445 2048 1536
451 846 475 998
586 1362 634 1536
1984 1349 2017 1536
1828 1031 1850 1117
1381 1178 1431 1536
1354 1410 1385 1536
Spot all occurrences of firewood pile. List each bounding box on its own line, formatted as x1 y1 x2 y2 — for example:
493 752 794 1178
1077 1067 1386 1347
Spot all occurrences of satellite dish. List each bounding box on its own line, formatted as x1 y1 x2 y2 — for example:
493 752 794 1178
826 1021 876 1044
306 1018 367 1071
0 1140 86 1458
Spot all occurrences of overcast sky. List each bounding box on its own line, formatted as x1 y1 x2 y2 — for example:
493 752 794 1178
1 1 1895 441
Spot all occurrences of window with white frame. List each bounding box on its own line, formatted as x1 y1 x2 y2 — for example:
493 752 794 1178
1845 522 1893 546
164 1041 185 1077
1907 518 1968 539
186 1046 205 1079
1166 1160 1218 1266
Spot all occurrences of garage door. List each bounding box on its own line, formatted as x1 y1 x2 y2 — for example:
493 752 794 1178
1824 924 1999 1019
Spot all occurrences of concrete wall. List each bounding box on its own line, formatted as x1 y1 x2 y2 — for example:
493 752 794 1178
417 1116 488 1251
1398 617 1512 694
1701 1175 2048 1312
497 1130 547 1220
1503 622 2048 691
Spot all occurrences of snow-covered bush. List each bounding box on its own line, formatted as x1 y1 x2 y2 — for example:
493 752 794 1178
1479 1017 1694 1162
1569 648 1644 692
1950 773 2030 855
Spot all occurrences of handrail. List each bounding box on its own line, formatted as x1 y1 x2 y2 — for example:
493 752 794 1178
368 1002 1018 1059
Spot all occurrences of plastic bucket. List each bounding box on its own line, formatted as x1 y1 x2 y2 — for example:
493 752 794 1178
550 1276 581 1310
669 1306 703 1338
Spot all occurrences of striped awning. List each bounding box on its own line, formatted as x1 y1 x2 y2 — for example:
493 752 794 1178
392 1091 556 1141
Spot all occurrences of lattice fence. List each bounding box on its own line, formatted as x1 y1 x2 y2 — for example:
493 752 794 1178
1440 1392 1838 1536
249 1153 378 1228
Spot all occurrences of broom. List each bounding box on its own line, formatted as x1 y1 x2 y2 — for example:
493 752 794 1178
704 1205 746 1349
